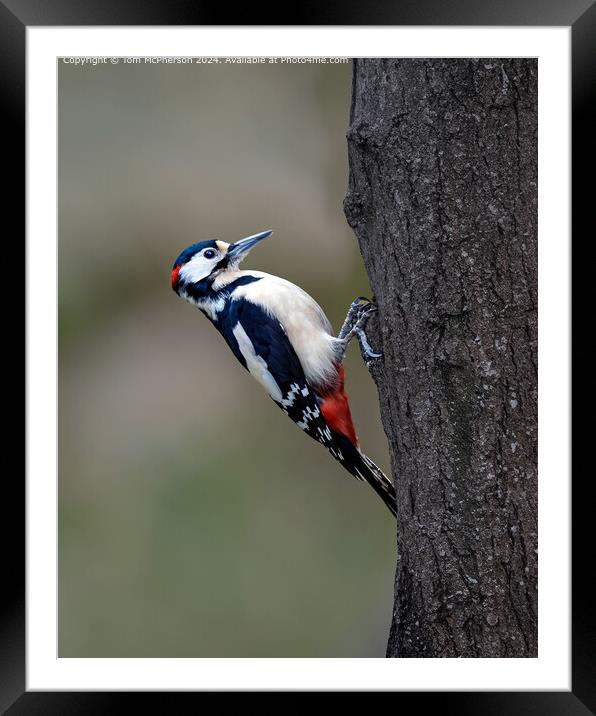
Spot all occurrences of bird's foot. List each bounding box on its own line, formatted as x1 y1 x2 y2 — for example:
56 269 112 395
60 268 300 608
337 296 383 363
356 326 383 362
338 296 376 339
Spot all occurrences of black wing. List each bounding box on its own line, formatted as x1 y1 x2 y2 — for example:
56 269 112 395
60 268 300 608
220 298 348 456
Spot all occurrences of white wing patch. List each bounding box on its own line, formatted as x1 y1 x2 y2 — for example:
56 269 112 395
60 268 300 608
232 321 283 402
281 383 301 408
296 403 321 430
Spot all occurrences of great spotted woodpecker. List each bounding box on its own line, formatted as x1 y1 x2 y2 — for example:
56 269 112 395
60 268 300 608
171 230 396 516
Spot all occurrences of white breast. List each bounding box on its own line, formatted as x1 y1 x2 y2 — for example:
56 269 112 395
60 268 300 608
215 270 340 388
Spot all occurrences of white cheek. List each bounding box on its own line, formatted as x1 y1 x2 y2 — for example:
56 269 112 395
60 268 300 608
179 256 216 283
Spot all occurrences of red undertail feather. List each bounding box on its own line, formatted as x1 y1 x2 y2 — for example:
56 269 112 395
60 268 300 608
319 365 359 448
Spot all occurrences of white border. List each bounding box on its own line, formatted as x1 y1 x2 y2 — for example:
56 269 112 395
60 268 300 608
27 27 570 691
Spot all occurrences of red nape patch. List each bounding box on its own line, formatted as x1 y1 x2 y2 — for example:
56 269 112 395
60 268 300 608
171 265 182 290
319 365 359 447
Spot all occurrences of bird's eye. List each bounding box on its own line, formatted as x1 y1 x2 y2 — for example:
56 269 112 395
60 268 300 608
203 249 217 259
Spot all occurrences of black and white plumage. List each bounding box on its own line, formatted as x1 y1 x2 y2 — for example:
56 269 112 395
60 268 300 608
171 231 396 516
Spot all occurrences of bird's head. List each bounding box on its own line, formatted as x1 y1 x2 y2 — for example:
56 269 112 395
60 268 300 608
171 230 272 294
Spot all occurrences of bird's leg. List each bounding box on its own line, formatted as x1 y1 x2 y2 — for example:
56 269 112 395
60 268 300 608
336 297 383 363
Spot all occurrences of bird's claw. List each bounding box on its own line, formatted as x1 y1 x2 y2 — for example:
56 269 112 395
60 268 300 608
352 304 378 333
337 296 382 365
365 349 383 360
354 324 382 363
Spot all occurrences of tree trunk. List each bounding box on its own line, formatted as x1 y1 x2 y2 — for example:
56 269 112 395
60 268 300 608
344 59 537 657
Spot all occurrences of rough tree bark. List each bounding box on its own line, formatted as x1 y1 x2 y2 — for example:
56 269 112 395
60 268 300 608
344 59 537 657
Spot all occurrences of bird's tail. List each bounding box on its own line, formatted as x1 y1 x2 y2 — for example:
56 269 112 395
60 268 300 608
331 434 397 517
356 451 397 517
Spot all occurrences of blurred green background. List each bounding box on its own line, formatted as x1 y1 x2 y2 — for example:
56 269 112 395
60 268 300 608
58 58 395 657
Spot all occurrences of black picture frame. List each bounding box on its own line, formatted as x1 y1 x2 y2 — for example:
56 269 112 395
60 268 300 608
8 0 590 711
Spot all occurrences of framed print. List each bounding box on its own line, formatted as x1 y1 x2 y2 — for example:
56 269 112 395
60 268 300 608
6 0 590 711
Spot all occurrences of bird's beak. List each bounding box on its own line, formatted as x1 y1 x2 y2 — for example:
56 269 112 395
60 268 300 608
226 230 272 262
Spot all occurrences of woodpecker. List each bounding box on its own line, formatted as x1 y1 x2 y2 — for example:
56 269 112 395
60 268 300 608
171 230 396 516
